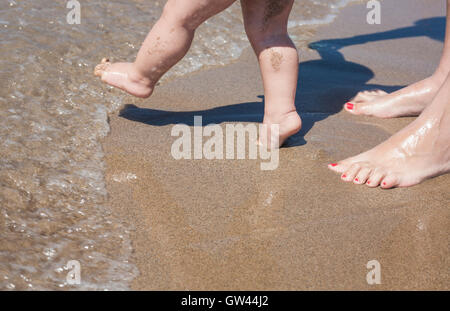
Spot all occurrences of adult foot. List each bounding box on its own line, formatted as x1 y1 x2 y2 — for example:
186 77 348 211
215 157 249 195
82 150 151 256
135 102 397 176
329 97 450 188
94 58 154 98
344 75 445 118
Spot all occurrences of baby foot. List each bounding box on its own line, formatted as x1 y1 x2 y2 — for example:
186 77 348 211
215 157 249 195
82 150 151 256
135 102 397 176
344 76 444 118
258 111 302 148
328 108 450 188
94 58 154 98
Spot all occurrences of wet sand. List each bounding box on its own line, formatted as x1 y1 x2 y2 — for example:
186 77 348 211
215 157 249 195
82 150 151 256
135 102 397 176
102 0 449 290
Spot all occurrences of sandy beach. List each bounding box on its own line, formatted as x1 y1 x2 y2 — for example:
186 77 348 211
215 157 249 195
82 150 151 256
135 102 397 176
102 0 449 290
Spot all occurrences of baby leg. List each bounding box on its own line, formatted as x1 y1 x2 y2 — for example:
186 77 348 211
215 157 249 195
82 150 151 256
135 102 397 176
95 0 236 98
241 0 301 147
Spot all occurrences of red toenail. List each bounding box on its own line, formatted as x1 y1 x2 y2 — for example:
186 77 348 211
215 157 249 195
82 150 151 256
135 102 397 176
342 174 347 178
330 163 338 167
346 102 354 110
367 181 371 184
355 178 359 182
382 182 386 186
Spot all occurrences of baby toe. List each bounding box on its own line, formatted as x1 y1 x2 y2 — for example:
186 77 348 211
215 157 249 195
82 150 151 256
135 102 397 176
94 62 111 77
94 66 103 77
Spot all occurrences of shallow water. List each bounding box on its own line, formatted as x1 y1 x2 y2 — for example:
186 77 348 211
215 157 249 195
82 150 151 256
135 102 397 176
0 0 356 290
